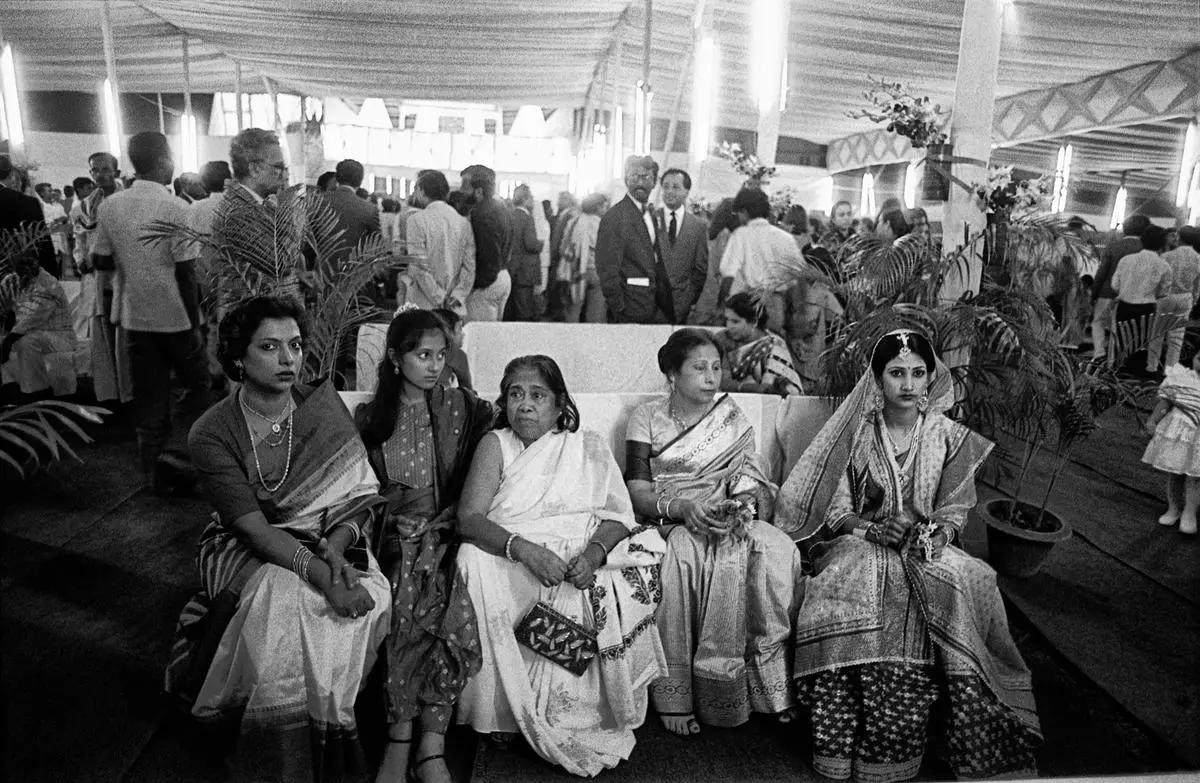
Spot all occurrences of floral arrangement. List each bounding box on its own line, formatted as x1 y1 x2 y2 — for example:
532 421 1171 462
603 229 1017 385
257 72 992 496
714 141 775 185
769 185 797 216
846 77 948 149
970 166 1052 215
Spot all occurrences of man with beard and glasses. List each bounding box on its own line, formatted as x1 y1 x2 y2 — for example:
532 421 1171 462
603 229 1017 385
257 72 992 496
595 155 672 323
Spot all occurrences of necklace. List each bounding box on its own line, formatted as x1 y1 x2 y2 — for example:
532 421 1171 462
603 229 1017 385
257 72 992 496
239 391 293 434
668 395 710 432
886 415 921 455
240 391 294 492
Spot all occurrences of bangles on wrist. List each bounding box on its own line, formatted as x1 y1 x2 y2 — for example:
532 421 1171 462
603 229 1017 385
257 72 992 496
292 546 313 583
586 540 609 566
656 495 679 521
504 533 521 562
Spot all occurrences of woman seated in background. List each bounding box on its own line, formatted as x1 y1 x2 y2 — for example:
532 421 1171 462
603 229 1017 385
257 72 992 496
774 329 1041 783
455 355 667 777
626 329 804 736
165 295 391 782
714 291 804 396
355 307 494 783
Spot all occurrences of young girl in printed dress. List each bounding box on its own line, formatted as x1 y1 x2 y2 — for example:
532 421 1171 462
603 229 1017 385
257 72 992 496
1142 350 1200 536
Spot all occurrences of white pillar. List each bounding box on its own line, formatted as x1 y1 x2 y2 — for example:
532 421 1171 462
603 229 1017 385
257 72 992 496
1176 112 1200 227
942 0 1005 299
751 0 789 167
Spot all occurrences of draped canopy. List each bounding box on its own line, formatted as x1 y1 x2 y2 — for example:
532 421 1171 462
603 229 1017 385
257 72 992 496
3 1 1197 154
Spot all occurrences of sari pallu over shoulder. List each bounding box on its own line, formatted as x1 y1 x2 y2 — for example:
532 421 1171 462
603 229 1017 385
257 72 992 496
165 378 386 704
649 394 778 521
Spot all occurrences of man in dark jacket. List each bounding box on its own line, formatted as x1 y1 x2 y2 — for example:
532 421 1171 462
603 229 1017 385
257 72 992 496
595 155 671 323
0 155 57 277
461 165 513 321
503 184 545 321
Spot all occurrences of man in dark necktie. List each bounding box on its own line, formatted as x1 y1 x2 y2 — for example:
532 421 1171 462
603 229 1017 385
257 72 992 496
657 168 709 324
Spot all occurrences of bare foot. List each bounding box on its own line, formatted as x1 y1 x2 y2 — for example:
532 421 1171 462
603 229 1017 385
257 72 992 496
374 739 412 783
660 714 700 735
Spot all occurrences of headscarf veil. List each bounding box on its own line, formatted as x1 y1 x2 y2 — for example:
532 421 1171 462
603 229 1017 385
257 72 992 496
773 329 953 547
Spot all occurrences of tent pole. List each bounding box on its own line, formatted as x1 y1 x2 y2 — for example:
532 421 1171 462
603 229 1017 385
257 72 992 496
157 93 165 133
234 61 244 132
100 0 123 158
664 0 708 172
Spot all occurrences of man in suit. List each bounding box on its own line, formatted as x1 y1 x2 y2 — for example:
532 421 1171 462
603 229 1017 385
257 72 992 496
596 155 673 323
504 184 545 321
0 155 57 278
658 168 709 323
326 158 381 262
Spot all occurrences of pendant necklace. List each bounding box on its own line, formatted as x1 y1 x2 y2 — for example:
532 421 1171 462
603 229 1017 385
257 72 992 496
240 391 293 435
239 390 295 492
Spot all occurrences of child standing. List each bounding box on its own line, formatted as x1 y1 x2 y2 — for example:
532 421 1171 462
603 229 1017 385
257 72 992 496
432 307 472 390
1142 352 1200 535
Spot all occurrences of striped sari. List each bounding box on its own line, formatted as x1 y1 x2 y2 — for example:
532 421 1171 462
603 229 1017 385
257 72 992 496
164 380 391 782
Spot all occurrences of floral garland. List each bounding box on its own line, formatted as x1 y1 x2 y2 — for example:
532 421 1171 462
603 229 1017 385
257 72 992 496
846 77 948 149
713 141 776 185
970 165 1052 215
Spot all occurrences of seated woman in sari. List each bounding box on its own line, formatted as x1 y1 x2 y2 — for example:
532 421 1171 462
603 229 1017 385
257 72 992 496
355 307 494 783
455 355 667 777
626 328 804 736
774 329 1041 782
714 292 804 396
164 295 391 782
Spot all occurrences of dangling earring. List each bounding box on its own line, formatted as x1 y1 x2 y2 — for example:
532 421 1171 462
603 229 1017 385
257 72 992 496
235 361 244 381
393 364 400 376
918 392 929 413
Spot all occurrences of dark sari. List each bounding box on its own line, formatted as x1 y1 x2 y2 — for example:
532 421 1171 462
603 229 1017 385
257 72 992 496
356 384 493 731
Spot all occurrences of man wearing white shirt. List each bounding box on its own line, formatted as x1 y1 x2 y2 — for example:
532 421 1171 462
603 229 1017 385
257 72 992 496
1111 224 1171 372
401 169 475 314
658 168 709 323
718 187 803 332
1149 226 1200 371
35 183 69 275
91 132 210 493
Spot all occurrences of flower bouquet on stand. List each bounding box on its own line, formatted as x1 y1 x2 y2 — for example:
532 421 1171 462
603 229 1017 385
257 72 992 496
713 141 776 188
846 77 948 149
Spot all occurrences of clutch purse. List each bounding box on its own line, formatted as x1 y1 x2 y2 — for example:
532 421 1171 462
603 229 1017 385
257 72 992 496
515 588 598 676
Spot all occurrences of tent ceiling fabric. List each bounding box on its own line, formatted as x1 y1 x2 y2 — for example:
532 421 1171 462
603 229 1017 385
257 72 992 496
3 0 1196 146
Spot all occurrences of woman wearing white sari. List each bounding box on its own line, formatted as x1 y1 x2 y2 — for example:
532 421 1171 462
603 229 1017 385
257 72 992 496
455 355 667 777
775 329 1041 782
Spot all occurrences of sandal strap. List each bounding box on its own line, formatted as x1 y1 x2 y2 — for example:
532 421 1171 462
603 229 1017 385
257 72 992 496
411 754 445 771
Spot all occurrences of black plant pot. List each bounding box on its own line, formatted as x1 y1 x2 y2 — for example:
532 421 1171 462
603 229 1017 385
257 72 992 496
982 499 1072 577
921 143 953 203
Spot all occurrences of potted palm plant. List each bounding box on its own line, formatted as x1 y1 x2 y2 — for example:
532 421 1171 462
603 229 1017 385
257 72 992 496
143 183 402 386
0 224 108 482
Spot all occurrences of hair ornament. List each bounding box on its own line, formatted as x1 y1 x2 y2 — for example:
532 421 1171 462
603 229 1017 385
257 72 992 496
394 302 421 318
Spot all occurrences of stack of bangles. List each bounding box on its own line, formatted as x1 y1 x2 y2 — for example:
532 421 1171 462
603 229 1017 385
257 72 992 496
851 522 951 546
331 520 361 548
292 546 314 583
655 495 678 522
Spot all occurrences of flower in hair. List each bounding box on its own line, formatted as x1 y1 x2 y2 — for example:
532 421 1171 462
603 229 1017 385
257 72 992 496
394 302 421 318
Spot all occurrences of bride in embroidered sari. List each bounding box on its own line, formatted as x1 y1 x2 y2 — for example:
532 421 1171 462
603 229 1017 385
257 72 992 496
455 355 667 778
625 328 804 736
774 329 1041 782
164 296 391 782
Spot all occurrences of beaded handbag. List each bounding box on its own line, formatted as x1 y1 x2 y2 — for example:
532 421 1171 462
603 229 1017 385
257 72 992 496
515 586 598 676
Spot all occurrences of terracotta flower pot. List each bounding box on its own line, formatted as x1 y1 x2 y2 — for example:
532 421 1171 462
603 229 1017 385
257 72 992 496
981 499 1072 578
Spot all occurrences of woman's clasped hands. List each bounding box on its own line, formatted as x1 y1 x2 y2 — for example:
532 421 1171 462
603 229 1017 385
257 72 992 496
316 537 375 619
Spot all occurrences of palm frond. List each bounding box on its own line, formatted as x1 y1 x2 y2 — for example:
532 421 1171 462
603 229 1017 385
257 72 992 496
0 401 109 480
